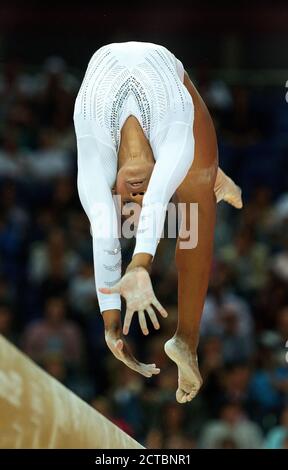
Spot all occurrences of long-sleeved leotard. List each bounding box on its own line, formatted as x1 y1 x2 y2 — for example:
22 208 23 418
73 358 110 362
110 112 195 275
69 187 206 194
74 41 194 312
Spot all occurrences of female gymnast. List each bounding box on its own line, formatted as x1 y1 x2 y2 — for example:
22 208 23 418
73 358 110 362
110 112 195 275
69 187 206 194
73 41 242 403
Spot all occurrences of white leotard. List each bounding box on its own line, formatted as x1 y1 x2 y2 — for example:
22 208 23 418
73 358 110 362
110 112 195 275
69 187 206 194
73 41 194 312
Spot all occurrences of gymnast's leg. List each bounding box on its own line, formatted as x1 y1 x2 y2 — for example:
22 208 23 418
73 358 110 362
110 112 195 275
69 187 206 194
165 169 217 403
165 93 218 403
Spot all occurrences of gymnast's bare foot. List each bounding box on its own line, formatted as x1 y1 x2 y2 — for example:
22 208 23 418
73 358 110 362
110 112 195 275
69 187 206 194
164 336 203 403
214 167 243 209
105 329 160 378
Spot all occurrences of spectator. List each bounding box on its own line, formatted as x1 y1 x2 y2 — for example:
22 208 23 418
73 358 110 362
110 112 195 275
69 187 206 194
264 407 288 449
220 303 255 363
217 363 252 412
26 128 73 180
219 227 269 295
199 402 263 449
111 367 145 439
249 335 288 427
201 294 253 338
42 352 94 401
91 396 134 437
68 261 96 316
28 227 80 283
145 428 164 449
22 296 84 369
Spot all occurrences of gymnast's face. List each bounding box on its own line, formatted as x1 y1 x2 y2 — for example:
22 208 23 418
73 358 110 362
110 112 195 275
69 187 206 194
115 159 154 208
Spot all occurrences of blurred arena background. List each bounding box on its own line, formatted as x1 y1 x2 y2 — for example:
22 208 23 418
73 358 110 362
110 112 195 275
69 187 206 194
0 1 288 449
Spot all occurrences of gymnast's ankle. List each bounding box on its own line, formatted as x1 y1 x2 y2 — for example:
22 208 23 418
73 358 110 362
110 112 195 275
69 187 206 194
172 332 198 354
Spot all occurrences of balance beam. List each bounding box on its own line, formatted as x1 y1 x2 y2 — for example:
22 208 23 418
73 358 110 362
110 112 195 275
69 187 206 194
0 335 144 449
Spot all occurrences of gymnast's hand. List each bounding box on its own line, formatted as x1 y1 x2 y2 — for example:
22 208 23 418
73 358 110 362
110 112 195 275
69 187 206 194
99 267 168 335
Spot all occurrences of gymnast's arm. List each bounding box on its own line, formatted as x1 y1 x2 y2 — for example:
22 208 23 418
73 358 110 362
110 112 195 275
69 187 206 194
75 135 122 316
132 117 195 262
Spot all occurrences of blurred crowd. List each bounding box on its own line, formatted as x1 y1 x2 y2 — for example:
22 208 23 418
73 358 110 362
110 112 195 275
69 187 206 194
0 55 287 449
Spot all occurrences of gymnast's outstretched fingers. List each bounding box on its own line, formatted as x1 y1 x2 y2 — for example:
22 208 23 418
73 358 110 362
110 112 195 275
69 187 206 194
100 266 168 335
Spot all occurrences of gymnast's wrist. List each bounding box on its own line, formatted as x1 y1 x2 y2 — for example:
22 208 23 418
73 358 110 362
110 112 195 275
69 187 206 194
126 253 153 274
102 309 121 332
